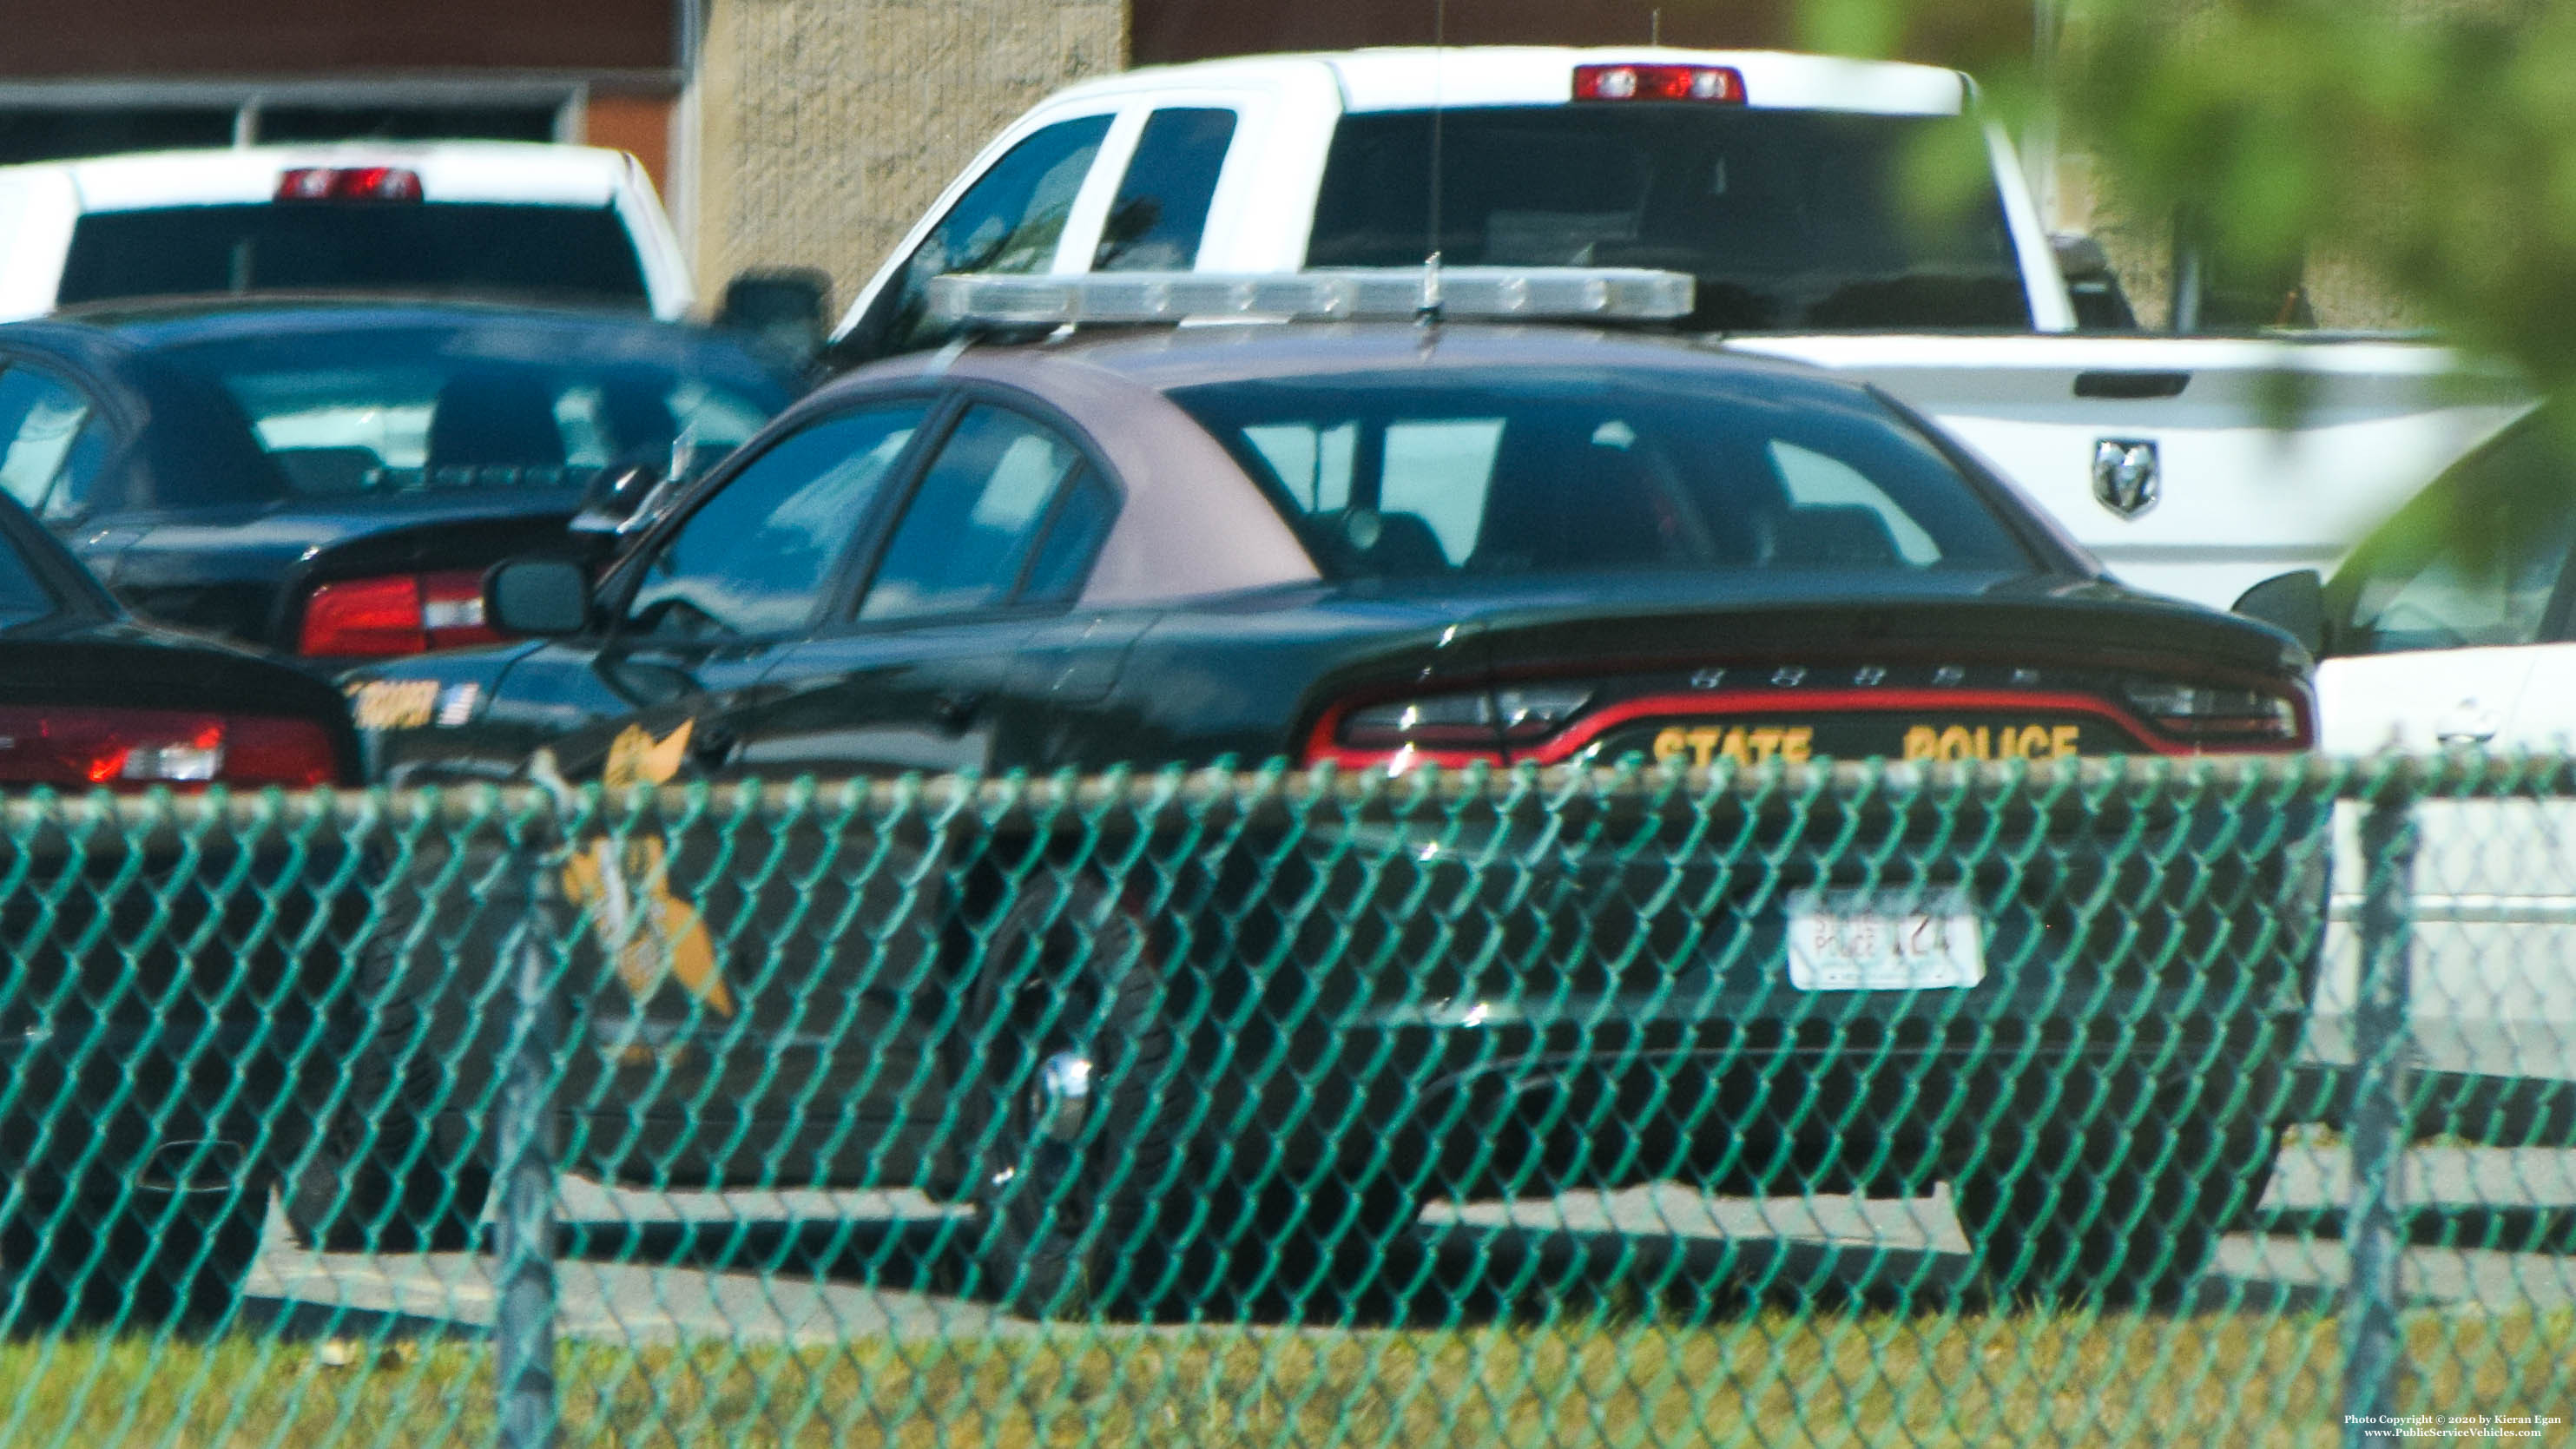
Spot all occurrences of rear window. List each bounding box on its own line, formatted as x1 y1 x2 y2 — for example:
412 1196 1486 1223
151 326 789 503
57 204 650 311
1165 366 2037 581
1308 107 2028 331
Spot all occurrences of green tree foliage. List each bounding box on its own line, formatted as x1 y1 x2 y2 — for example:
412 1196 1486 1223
1803 0 2576 392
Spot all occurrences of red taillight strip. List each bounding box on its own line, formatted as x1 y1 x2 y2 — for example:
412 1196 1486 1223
0 706 339 789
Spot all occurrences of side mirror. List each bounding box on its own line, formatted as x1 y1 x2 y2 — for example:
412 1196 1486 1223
2233 569 2326 655
715 267 832 361
486 558 591 637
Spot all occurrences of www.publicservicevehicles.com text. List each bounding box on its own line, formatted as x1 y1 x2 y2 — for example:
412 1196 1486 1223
2348 1415 2564 1439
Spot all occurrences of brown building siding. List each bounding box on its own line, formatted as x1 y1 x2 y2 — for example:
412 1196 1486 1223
581 92 675 198
1 0 676 77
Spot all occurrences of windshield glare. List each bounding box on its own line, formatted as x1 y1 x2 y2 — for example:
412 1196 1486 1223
1167 367 2038 581
1308 107 2028 332
155 327 787 503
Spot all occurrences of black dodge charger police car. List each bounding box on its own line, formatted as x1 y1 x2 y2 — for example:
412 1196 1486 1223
341 270 2323 1316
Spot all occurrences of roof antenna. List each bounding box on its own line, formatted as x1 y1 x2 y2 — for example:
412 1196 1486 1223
1420 0 1446 327
1651 9 1662 44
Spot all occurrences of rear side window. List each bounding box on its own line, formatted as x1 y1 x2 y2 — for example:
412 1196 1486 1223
1095 108 1238 272
57 204 650 311
1308 107 2026 331
1168 366 2036 581
860 405 1109 621
856 116 1115 358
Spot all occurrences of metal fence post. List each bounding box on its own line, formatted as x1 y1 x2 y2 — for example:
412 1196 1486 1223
495 841 561 1449
2343 761 2416 1446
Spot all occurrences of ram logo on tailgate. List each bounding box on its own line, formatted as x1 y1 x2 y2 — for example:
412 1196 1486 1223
2092 438 2160 518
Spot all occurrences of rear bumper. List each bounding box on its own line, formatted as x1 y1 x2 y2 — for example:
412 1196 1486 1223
1198 796 2326 1193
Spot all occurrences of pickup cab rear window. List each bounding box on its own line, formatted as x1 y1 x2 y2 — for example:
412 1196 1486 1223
1308 107 2029 332
57 204 650 311
1167 366 2037 581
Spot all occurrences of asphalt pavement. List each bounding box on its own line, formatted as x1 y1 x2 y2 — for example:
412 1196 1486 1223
234 1143 2576 1346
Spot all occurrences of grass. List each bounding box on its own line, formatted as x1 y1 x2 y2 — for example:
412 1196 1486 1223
0 1308 2564 1448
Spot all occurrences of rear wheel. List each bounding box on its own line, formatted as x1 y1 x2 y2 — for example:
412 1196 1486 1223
969 876 1190 1320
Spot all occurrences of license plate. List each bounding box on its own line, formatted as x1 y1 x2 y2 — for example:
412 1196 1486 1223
1786 886 1984 991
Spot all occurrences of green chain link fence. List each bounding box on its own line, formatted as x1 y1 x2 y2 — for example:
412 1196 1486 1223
0 755 2571 1446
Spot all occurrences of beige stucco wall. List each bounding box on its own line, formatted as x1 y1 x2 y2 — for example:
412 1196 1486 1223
687 0 1125 316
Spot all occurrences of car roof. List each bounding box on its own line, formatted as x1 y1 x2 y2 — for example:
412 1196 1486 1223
1038 46 1971 116
0 142 640 212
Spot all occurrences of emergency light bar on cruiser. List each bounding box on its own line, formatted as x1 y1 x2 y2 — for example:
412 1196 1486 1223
924 267 1697 327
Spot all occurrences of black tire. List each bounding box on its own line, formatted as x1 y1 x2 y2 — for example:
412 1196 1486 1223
969 874 1189 1320
1956 1100 2277 1309
2 1196 262 1331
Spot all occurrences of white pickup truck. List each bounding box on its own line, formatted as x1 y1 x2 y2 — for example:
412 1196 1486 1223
0 142 697 322
828 46 2526 610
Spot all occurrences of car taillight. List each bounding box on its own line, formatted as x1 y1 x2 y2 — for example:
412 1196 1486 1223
275 166 424 202
1314 685 1594 769
0 707 337 789
1573 63 1745 103
2118 677 2306 747
300 570 500 658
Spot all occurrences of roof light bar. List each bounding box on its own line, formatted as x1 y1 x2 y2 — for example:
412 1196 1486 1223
926 267 1696 327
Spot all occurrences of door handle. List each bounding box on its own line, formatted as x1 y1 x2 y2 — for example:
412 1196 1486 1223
930 691 984 734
